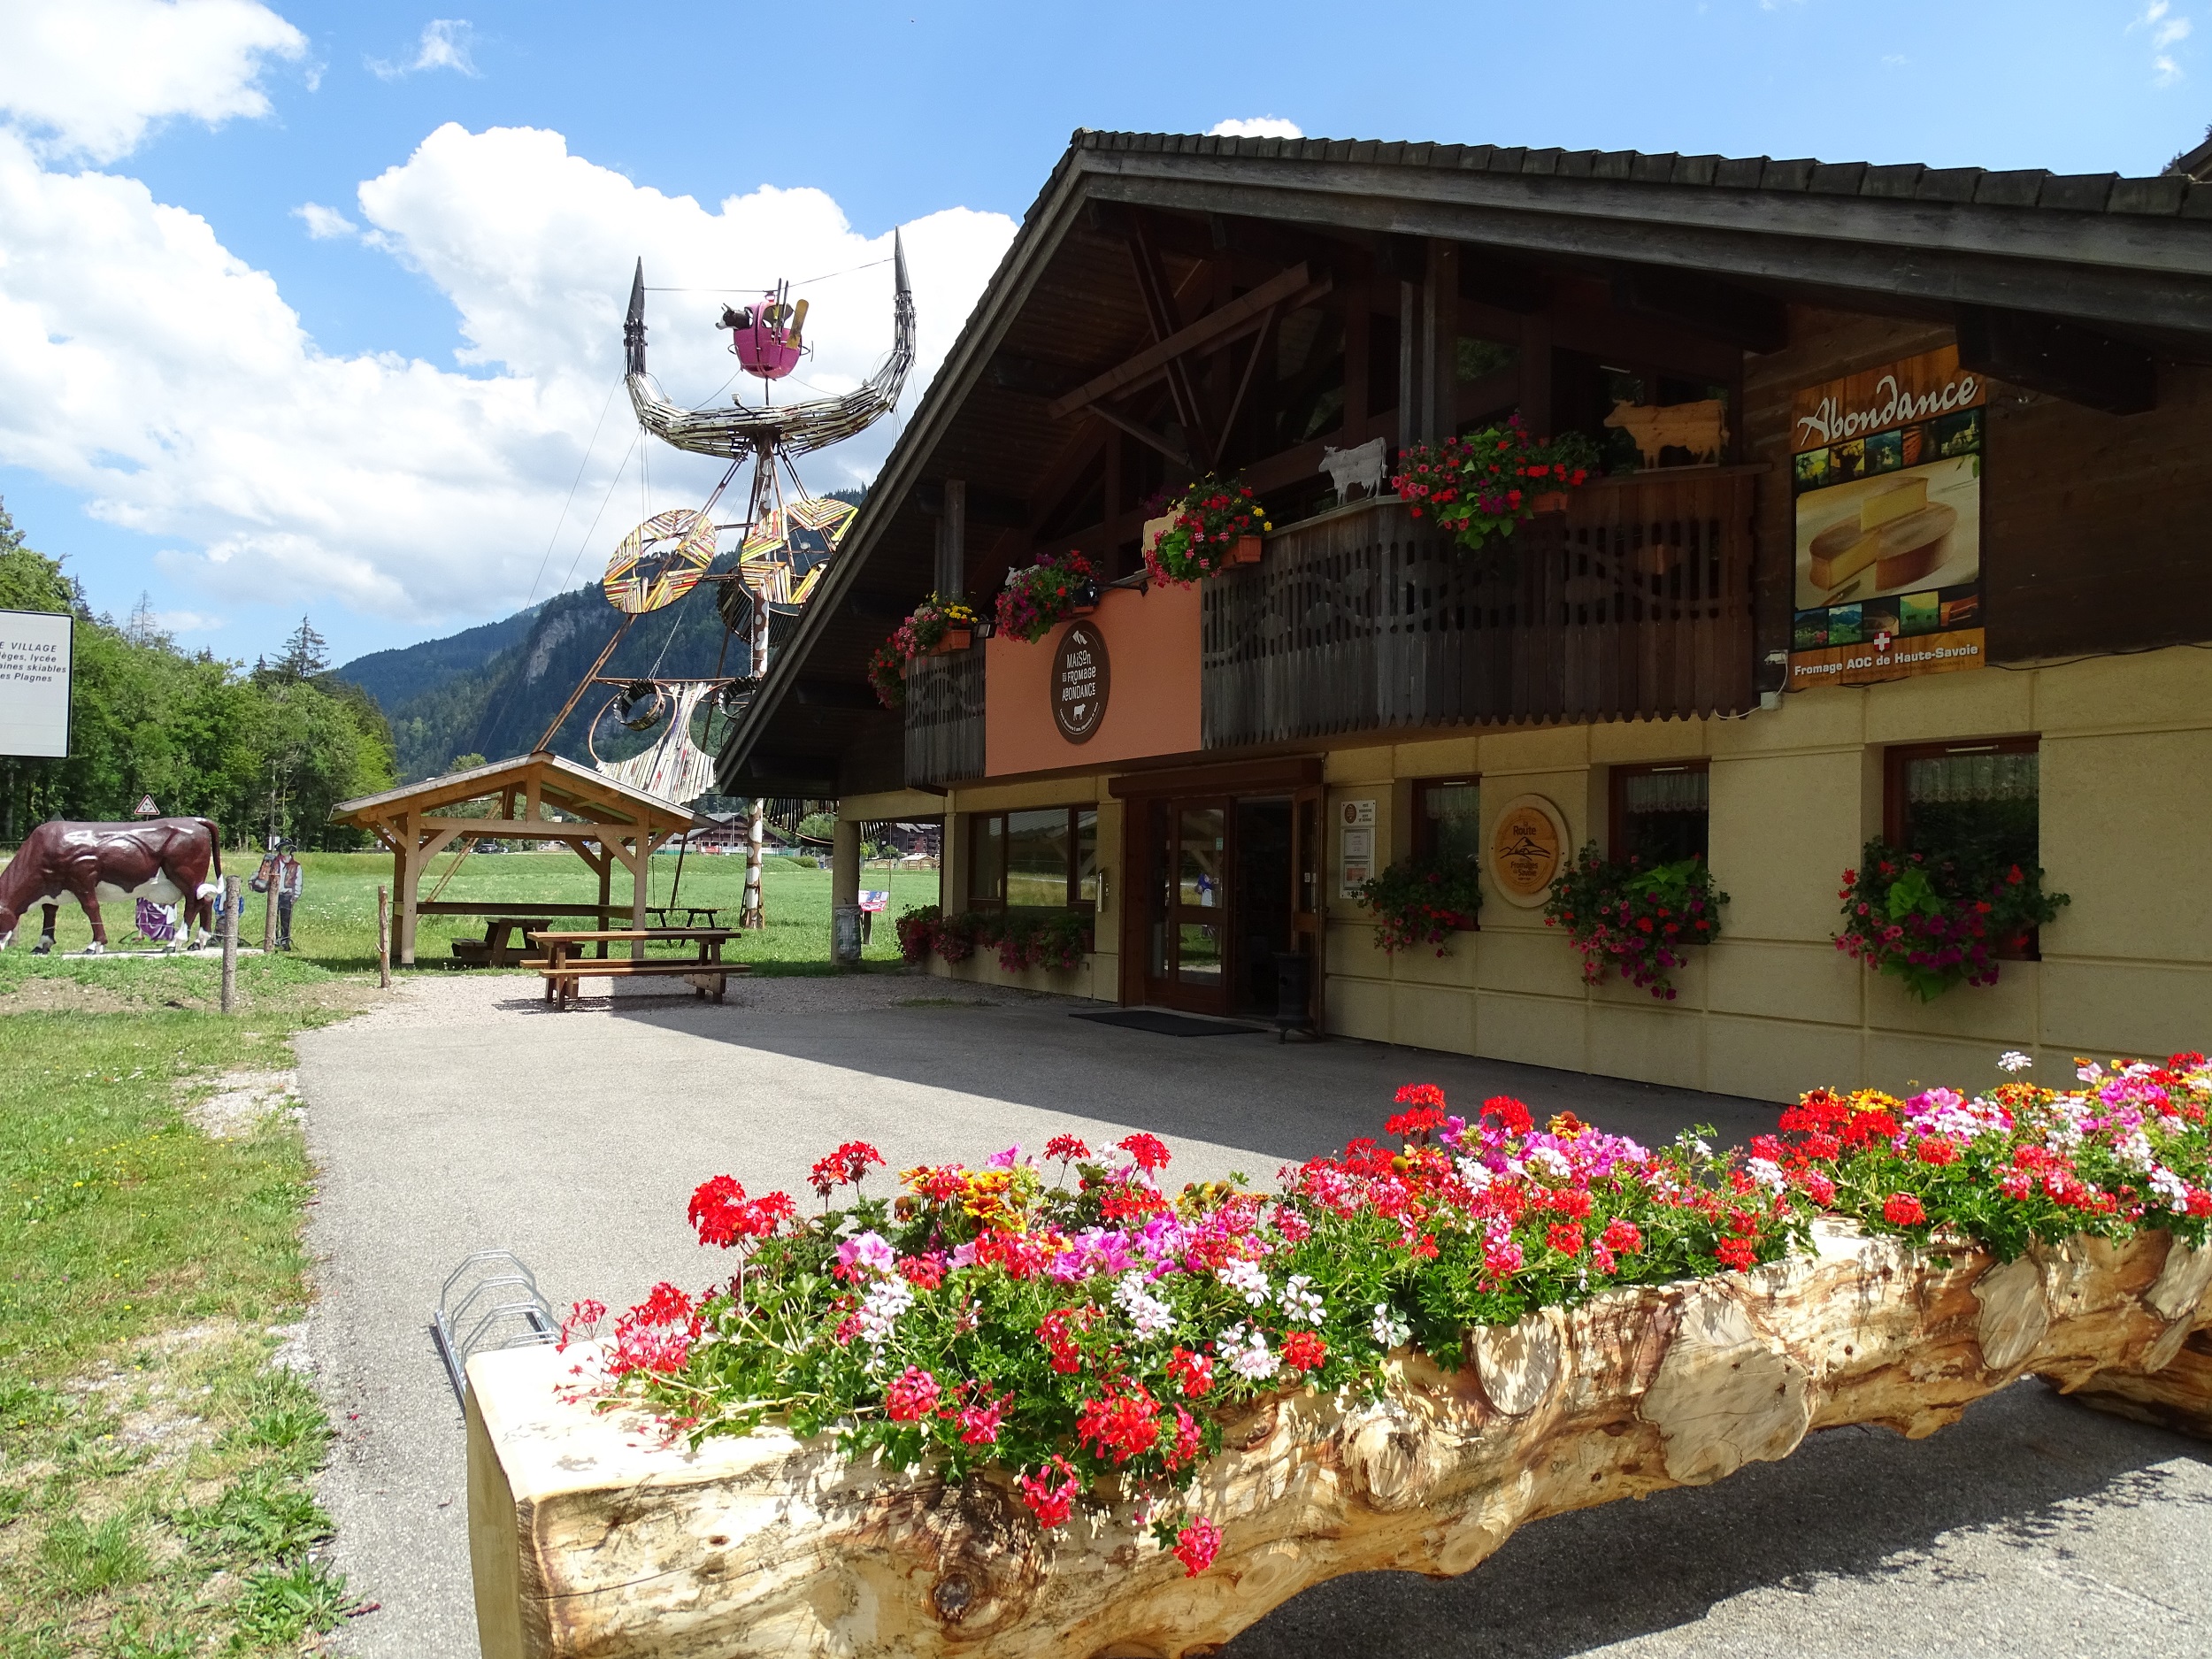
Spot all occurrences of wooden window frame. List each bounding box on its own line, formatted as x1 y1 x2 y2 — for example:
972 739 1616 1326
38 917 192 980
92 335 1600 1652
1882 737 2040 848
1411 776 1482 861
1882 736 2042 960
964 808 1097 912
1608 760 1710 862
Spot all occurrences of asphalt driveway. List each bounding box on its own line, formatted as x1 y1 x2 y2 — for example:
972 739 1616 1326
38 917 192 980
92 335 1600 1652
298 972 2212 1658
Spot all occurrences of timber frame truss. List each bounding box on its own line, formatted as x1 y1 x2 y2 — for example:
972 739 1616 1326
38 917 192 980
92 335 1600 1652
329 753 701 966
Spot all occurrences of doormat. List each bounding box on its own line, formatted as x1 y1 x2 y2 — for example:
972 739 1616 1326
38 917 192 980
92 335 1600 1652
1071 1009 1267 1038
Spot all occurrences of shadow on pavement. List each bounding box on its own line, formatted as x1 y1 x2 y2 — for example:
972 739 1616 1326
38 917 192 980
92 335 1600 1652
1224 1383 2212 1657
576 991 1782 1165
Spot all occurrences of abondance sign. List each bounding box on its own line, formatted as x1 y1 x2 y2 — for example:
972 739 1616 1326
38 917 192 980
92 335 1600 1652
0 609 73 758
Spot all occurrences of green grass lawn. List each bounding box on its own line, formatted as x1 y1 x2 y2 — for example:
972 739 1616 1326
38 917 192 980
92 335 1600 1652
4 849 942 972
0 841 936 1651
0 1000 365 1655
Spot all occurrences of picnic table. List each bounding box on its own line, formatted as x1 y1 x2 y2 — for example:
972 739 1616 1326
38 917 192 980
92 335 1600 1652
645 905 723 928
449 917 557 968
523 928 749 1007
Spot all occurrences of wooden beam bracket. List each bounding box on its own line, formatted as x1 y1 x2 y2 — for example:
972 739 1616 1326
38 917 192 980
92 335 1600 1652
1957 303 2157 414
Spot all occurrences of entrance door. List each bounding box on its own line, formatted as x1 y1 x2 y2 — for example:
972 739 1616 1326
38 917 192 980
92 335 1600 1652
1141 797 1231 1014
1289 781 1325 1031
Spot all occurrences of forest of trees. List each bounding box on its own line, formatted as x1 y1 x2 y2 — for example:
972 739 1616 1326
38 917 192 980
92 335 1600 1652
0 497 397 849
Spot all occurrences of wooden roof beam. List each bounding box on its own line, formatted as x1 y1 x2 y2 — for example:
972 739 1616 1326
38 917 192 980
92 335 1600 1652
1046 262 1326 420
1612 265 1788 354
1957 303 2156 413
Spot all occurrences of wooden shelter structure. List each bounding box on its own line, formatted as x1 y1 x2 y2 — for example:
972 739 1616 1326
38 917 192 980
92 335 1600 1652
330 755 702 967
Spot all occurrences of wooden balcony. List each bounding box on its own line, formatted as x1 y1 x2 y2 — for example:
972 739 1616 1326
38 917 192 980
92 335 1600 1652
904 647 985 787
1201 471 1759 748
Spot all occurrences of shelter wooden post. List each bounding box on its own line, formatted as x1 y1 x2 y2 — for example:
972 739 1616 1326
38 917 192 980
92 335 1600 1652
399 809 421 965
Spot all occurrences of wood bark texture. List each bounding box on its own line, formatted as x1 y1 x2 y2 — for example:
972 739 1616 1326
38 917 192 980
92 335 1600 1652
467 1223 2212 1659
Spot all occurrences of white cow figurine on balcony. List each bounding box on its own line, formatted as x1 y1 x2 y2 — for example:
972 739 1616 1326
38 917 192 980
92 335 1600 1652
1320 436 1387 503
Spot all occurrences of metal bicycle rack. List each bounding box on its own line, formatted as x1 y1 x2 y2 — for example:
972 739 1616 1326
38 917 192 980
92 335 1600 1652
431 1248 557 1406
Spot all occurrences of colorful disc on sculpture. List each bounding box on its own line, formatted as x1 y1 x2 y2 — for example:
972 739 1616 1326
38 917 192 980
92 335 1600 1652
603 509 718 613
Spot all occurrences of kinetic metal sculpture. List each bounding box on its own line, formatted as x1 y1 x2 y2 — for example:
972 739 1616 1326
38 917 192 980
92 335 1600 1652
545 234 915 928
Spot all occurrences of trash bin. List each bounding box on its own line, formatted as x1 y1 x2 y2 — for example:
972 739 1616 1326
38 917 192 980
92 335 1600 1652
832 903 864 966
1272 949 1313 1041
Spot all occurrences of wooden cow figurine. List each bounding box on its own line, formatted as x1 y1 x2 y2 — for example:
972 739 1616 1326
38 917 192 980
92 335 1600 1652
1603 398 1729 467
0 818 224 954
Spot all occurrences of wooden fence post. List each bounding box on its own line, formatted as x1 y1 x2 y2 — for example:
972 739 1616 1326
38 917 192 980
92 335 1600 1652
262 849 279 951
220 874 240 1014
376 882 391 987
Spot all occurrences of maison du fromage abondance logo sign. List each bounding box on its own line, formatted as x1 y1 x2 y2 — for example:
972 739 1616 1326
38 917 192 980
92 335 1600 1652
1051 621 1109 743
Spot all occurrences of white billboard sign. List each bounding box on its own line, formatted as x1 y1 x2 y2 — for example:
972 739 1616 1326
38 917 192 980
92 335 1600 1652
0 609 73 757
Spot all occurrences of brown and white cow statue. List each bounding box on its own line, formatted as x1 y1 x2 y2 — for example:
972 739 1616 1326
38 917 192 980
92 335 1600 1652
0 818 225 954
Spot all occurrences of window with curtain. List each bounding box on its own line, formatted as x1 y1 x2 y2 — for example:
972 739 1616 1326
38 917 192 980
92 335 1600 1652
1610 763 1709 864
1414 779 1482 864
966 808 1098 909
1886 741 2039 872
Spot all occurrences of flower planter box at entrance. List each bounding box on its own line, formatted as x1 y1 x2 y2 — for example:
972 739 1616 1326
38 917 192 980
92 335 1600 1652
467 1222 2212 1659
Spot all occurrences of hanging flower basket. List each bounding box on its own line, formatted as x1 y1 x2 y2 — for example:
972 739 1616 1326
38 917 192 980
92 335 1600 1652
866 594 981 708
1352 854 1484 956
1543 845 1728 1001
1144 477 1272 586
1392 415 1599 564
995 549 1100 644
1835 841 2069 1001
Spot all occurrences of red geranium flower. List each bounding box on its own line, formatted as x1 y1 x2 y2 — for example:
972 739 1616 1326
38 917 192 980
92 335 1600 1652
1172 1516 1222 1577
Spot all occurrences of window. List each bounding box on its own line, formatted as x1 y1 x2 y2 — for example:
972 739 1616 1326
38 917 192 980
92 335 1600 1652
1885 740 2039 870
1609 763 1709 865
1884 738 2041 958
967 808 1098 909
1414 778 1482 864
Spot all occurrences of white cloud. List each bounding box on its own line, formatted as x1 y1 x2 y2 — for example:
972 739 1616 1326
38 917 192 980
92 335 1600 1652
0 120 1016 626
1209 117 1302 140
368 19 479 81
293 201 358 240
152 608 226 633
2133 2 2192 82
0 0 304 163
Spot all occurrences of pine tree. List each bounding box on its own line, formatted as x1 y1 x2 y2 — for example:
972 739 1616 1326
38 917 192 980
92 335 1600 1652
274 615 331 681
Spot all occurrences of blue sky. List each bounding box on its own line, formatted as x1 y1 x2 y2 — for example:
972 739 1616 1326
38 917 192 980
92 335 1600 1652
0 0 2200 669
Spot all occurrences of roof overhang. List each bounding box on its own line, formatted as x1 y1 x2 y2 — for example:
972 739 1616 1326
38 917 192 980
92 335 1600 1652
716 130 2212 795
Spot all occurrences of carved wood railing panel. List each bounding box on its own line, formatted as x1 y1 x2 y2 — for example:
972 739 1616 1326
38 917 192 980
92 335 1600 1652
1202 475 1758 748
904 649 986 787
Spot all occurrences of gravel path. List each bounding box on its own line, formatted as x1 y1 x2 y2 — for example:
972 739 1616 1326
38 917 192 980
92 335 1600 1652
298 972 2212 1658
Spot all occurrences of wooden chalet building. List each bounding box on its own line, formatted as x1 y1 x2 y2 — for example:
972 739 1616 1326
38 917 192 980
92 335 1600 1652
718 129 2212 1099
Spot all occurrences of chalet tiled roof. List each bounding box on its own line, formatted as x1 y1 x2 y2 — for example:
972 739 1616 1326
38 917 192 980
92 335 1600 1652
1067 130 2208 221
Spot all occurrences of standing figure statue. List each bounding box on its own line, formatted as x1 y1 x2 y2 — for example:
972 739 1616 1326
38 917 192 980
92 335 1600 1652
254 840 303 951
0 818 224 954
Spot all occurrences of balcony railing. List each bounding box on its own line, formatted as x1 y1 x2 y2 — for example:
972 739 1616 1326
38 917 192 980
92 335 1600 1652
1201 472 1758 748
904 647 985 787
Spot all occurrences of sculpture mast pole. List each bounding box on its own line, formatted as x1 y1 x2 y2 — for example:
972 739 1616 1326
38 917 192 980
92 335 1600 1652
740 439 774 933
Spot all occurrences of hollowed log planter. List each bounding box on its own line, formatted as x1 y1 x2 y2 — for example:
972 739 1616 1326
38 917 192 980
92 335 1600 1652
467 1223 2212 1659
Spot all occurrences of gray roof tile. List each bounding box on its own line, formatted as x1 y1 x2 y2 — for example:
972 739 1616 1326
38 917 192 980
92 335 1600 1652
1070 130 2196 223
2038 173 2119 211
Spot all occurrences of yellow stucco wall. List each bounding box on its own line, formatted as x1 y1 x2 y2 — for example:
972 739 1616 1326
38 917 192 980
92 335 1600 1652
1318 647 2212 1100
915 649 2211 1097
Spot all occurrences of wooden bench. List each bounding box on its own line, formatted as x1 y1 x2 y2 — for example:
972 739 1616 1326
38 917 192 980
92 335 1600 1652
524 929 748 1007
449 917 556 968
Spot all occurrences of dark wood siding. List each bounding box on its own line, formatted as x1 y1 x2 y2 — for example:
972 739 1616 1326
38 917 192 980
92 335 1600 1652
1202 479 1757 748
903 649 985 787
1983 361 2212 662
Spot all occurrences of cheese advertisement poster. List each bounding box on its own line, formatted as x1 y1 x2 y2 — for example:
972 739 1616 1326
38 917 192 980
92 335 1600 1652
1787 346 1985 689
